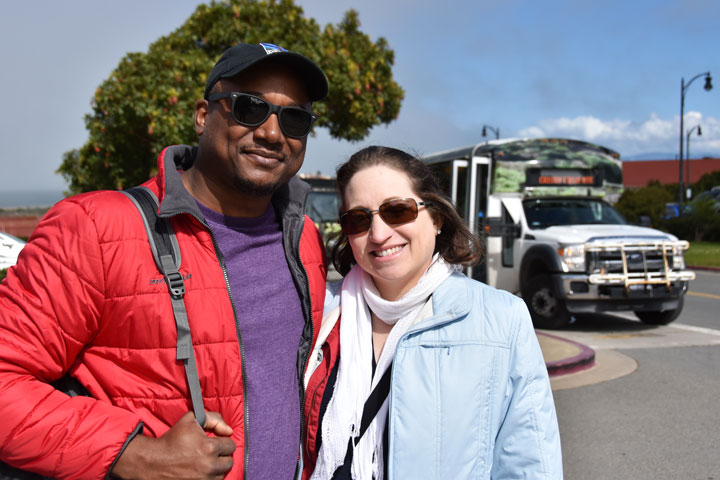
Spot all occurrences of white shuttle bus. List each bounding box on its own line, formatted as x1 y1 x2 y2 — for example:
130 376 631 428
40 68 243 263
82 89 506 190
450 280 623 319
422 138 695 328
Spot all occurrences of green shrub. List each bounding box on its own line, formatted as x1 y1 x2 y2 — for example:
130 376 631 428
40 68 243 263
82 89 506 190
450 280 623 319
615 181 674 225
692 170 720 194
0 268 6 283
617 175 720 242
660 201 720 241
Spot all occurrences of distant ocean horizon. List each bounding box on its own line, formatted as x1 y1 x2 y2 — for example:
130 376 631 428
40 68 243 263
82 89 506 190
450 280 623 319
0 189 66 209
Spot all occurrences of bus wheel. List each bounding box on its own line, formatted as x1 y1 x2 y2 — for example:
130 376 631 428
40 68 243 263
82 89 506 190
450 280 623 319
523 274 571 329
634 297 683 325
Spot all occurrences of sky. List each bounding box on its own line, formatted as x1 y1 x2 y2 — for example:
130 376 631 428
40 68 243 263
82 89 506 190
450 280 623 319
2 0 719 195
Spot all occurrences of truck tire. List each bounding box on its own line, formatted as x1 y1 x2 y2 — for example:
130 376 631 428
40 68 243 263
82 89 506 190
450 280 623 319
634 296 684 325
522 274 571 329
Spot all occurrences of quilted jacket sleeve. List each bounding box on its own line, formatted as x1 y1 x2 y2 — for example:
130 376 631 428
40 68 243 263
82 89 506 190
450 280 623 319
491 299 564 479
0 198 142 479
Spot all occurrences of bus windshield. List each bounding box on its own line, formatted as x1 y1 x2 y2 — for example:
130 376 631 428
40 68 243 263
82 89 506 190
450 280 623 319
523 197 627 229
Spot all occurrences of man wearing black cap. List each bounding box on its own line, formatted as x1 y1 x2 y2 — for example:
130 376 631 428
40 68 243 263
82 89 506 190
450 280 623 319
0 43 329 479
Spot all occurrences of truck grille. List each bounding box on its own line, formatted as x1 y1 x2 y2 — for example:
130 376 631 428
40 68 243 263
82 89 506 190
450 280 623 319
589 249 670 274
584 240 695 286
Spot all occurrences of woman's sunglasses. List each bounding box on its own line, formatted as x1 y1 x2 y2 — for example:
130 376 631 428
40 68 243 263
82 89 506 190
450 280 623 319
206 92 318 139
339 198 431 235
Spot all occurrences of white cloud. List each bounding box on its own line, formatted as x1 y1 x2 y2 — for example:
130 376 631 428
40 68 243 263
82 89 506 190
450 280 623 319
517 112 720 158
303 110 720 178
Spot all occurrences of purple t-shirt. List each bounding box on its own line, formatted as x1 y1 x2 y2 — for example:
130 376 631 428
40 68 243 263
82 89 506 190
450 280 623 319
198 201 304 480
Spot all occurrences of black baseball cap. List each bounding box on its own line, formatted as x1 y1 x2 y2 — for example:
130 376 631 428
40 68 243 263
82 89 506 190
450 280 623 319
204 42 328 102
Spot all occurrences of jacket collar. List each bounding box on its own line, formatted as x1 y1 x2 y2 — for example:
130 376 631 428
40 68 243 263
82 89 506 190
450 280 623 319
407 272 472 332
155 145 202 219
152 144 309 221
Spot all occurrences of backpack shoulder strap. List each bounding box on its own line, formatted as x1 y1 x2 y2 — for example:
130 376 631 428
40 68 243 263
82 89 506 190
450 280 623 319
122 186 206 427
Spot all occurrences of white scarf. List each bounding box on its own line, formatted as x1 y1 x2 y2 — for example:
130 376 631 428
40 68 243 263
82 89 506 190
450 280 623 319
311 255 459 480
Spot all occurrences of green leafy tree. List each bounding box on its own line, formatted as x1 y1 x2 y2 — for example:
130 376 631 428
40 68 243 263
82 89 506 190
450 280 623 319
691 170 720 195
615 180 674 225
58 0 404 193
687 195 720 241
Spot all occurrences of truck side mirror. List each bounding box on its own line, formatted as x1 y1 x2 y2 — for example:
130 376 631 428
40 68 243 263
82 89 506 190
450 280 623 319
638 215 652 227
484 217 504 236
484 217 521 238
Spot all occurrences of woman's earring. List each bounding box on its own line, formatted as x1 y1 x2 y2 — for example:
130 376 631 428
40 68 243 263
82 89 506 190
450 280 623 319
437 229 442 235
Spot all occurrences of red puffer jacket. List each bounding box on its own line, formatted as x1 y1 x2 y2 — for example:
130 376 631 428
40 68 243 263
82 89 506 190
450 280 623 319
0 145 327 479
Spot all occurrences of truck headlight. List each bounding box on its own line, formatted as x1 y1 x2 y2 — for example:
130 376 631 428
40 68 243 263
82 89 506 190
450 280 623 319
672 245 686 269
558 244 586 272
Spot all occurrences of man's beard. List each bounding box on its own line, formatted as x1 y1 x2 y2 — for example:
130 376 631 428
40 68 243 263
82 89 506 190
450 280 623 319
231 174 283 197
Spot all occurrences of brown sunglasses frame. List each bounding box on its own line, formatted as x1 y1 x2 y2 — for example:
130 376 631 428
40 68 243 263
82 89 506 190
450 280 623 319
339 198 431 234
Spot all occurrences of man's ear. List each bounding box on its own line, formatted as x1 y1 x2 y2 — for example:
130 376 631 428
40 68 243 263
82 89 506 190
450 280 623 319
195 99 209 136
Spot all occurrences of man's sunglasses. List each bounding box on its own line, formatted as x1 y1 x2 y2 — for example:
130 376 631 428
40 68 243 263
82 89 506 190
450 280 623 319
207 92 317 139
339 198 431 235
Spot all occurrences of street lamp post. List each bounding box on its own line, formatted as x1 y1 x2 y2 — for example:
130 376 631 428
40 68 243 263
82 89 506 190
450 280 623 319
678 72 712 206
685 124 701 200
482 125 500 140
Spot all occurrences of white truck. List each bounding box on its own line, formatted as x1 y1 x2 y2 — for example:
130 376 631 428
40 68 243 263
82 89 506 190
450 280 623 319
0 231 26 271
422 138 696 329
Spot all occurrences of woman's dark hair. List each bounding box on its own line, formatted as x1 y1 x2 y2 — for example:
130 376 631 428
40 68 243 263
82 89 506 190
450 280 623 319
331 145 484 276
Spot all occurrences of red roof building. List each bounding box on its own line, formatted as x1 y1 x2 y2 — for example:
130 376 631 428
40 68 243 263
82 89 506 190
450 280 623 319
622 157 720 188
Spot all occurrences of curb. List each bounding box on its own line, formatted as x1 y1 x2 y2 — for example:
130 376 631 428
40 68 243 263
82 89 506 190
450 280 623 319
689 265 720 272
537 332 596 377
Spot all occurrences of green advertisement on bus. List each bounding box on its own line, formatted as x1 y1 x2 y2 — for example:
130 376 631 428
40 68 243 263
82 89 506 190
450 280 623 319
483 138 623 196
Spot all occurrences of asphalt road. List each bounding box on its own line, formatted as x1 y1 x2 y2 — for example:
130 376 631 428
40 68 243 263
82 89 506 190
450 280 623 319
684 269 720 330
551 269 720 479
555 346 720 479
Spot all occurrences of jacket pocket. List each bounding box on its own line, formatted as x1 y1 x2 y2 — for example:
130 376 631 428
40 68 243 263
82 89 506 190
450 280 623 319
389 342 506 479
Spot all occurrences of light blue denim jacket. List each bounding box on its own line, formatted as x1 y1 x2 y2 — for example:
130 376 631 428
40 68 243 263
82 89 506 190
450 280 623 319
323 272 563 479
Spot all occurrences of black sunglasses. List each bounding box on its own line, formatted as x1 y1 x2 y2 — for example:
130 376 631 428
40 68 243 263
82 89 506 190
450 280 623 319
207 92 317 139
339 198 432 235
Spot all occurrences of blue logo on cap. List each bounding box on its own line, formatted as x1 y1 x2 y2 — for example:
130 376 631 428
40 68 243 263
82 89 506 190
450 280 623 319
259 43 287 55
